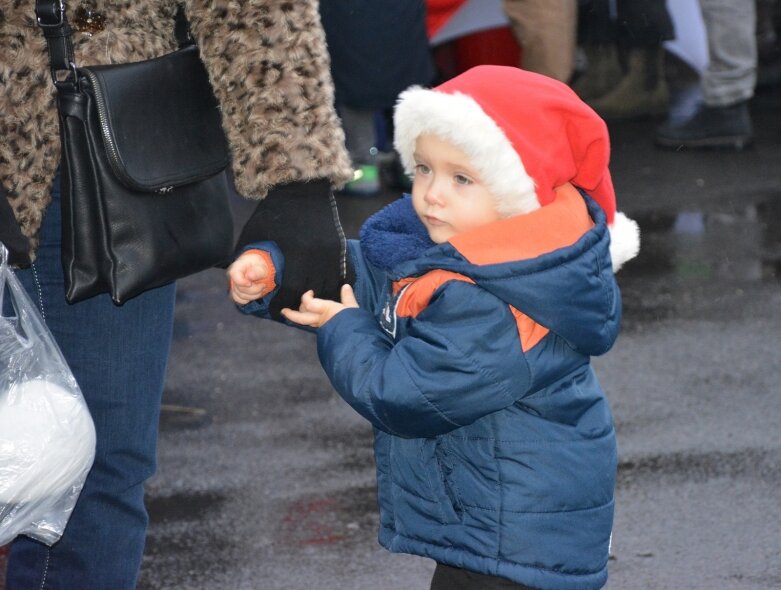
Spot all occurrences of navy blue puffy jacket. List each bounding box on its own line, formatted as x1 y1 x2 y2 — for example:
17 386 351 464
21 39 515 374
316 186 619 590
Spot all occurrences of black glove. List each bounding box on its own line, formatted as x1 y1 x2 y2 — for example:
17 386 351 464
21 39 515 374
0 183 31 268
235 179 355 319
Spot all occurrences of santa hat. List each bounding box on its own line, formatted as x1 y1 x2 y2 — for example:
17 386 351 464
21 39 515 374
393 65 640 271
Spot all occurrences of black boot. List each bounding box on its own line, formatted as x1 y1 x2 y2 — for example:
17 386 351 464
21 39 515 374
655 100 753 150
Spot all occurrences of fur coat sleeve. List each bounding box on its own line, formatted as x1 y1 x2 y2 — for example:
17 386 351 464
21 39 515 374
0 0 352 251
184 0 352 197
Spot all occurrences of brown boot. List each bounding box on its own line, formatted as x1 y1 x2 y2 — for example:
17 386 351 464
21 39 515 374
572 43 623 101
588 47 669 120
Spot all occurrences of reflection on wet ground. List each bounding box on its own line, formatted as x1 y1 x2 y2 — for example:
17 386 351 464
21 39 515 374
147 490 227 524
618 197 780 328
628 199 780 283
617 446 781 488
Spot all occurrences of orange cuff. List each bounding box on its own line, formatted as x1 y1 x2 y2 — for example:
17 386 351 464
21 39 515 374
246 249 277 295
230 248 277 297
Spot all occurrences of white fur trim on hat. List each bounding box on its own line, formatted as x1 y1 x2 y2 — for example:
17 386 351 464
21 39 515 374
393 87 539 217
609 212 641 272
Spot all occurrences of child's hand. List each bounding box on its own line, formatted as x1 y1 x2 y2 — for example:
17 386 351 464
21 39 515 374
228 251 272 305
281 284 358 328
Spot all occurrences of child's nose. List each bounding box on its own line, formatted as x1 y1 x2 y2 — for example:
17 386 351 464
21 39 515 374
424 179 445 205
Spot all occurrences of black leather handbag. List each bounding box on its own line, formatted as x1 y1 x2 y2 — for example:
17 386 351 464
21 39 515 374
36 1 234 304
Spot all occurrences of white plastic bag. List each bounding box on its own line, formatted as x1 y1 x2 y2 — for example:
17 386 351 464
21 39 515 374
0 245 96 546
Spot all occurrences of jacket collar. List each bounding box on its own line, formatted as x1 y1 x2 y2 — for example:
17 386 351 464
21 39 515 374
360 183 592 272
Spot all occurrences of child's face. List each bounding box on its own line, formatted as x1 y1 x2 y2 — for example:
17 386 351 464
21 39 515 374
411 134 502 244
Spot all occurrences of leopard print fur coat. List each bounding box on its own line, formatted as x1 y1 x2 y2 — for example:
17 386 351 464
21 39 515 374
0 0 352 255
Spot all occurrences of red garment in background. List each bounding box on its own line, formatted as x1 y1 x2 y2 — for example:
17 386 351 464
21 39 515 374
425 0 467 39
426 0 521 79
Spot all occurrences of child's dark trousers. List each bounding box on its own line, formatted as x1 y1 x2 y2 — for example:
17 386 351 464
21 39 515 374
429 563 537 590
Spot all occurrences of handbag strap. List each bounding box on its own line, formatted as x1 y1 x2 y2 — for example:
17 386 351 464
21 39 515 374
35 1 194 91
35 0 78 91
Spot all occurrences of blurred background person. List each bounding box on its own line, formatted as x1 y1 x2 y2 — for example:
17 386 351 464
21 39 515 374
502 0 578 82
656 0 757 149
320 0 436 196
574 0 675 120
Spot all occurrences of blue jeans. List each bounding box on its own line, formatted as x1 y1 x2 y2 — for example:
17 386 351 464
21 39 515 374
5 180 176 589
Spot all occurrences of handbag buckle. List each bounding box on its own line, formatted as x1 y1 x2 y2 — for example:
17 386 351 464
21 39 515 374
35 0 65 27
53 61 80 91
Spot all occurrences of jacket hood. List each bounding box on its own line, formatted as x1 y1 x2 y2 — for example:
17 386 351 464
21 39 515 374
360 184 620 355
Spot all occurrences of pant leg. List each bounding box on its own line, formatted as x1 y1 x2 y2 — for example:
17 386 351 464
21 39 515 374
5 179 176 590
502 0 578 82
429 562 538 590
339 105 378 165
616 0 675 47
578 0 616 46
699 0 757 105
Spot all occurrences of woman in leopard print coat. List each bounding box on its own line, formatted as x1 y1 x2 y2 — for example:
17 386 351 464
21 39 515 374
0 2 351 588
1 0 352 251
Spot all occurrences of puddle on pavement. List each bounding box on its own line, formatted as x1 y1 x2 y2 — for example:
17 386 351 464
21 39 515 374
280 426 376 473
158 401 212 431
617 446 780 489
618 198 780 327
146 490 226 524
139 490 235 589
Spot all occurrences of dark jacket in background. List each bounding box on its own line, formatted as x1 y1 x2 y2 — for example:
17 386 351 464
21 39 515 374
319 0 436 109
579 0 674 47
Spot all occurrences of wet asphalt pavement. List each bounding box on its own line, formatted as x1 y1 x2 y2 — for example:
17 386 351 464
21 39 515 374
2 87 780 589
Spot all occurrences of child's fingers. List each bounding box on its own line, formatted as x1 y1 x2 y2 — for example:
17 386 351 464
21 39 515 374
245 261 268 282
300 289 315 305
299 290 326 313
340 284 359 308
229 276 269 305
301 299 328 315
231 292 252 305
231 261 260 287
232 282 262 303
281 308 321 326
233 278 264 296
234 287 262 303
227 263 250 287
228 255 268 286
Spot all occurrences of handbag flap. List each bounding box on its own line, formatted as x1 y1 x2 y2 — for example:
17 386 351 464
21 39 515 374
82 46 230 191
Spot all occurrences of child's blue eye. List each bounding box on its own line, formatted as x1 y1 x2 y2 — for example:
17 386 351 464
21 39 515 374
414 164 431 175
454 174 471 185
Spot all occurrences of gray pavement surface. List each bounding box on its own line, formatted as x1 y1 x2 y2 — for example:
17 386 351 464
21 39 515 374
1 86 780 590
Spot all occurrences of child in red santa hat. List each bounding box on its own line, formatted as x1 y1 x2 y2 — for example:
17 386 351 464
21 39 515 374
229 65 639 590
